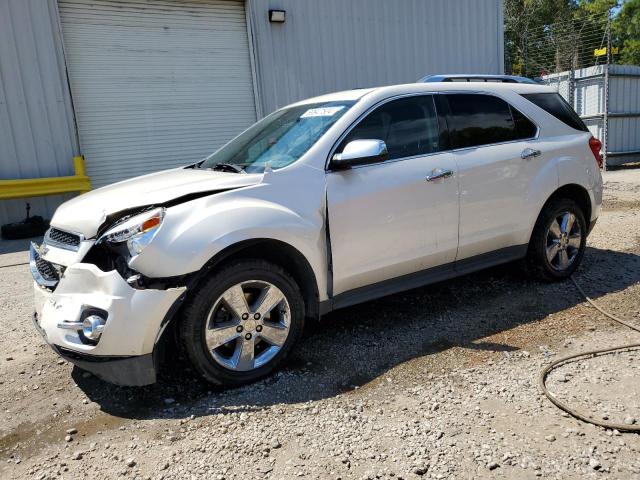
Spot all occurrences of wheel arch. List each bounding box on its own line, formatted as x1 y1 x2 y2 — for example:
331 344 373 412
527 183 592 248
195 238 320 321
541 183 592 225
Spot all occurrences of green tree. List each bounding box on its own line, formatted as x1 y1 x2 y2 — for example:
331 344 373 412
504 0 577 76
576 0 619 18
614 0 640 64
572 1 618 68
504 0 640 75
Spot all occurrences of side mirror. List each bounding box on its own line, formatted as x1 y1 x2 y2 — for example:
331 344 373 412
331 139 388 169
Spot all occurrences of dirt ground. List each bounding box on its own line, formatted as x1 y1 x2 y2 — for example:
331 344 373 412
1 169 639 480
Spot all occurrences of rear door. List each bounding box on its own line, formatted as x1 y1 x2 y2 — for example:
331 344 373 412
327 95 459 295
441 93 541 260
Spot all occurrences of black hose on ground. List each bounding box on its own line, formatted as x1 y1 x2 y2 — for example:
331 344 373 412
539 276 640 432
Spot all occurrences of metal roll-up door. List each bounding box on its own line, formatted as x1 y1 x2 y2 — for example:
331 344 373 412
58 0 257 187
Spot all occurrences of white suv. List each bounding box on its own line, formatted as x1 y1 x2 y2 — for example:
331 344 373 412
30 82 603 386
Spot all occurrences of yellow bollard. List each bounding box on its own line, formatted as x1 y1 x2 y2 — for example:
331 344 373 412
73 155 86 177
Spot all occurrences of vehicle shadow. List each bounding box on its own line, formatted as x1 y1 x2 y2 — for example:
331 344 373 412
73 245 640 420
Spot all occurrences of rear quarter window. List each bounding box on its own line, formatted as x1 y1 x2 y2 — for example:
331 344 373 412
522 93 588 132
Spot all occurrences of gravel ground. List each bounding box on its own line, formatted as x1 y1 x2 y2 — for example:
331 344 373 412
1 169 639 479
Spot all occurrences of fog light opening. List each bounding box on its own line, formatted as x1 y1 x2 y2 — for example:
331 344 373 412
82 315 105 341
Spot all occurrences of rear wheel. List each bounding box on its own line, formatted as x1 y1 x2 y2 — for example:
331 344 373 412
526 198 587 281
180 259 305 386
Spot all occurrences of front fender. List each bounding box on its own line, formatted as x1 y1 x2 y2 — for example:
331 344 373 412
128 189 327 298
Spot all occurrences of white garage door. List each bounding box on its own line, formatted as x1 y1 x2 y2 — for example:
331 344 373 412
58 0 257 187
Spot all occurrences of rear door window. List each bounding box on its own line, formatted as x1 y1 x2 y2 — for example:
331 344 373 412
522 93 588 132
339 95 443 161
445 94 529 148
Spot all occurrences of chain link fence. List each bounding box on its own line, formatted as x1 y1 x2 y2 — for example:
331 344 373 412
506 15 640 169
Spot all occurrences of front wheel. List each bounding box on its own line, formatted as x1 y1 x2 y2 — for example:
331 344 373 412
179 259 305 386
526 198 587 281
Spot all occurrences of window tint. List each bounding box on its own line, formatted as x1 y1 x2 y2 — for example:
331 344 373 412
446 94 521 148
522 93 588 132
339 95 442 160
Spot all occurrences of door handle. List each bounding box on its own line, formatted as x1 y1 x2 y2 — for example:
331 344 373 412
521 148 542 159
425 168 453 182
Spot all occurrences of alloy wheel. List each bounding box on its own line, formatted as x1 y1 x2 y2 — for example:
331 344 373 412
545 211 582 271
205 280 291 371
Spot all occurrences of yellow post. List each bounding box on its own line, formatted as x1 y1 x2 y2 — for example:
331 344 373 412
73 155 86 176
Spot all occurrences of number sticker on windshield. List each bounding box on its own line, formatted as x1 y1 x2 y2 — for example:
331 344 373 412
300 106 346 118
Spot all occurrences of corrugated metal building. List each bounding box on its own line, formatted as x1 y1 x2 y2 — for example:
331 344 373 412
0 0 79 226
0 0 504 225
542 64 640 167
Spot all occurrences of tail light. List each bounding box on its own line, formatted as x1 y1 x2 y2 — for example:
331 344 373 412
589 136 603 169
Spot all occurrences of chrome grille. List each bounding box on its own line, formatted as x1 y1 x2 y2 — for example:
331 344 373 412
35 254 59 282
29 243 60 288
45 228 81 250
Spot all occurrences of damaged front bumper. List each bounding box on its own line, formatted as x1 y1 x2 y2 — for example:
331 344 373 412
30 242 185 386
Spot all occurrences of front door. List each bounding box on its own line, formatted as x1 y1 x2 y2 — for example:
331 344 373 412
327 95 459 296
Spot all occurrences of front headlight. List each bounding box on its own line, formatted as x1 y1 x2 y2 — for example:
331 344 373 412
97 207 165 258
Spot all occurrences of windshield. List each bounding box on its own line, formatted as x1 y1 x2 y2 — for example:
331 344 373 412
200 100 356 173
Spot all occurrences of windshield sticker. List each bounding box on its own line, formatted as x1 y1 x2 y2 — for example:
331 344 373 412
300 106 345 118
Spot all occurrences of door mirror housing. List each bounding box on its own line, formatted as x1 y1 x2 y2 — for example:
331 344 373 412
331 139 388 169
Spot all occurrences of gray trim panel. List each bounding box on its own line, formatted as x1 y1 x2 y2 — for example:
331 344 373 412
53 344 156 386
32 311 156 386
320 244 528 314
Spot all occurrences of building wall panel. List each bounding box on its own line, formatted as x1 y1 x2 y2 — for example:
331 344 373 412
0 0 79 226
248 0 504 114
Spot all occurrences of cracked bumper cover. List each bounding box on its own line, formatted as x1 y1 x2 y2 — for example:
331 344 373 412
32 262 185 386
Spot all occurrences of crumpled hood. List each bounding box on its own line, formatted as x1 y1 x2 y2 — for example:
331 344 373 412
50 168 262 237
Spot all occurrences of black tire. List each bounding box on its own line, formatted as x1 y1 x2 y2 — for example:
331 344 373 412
179 259 305 386
526 198 587 282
